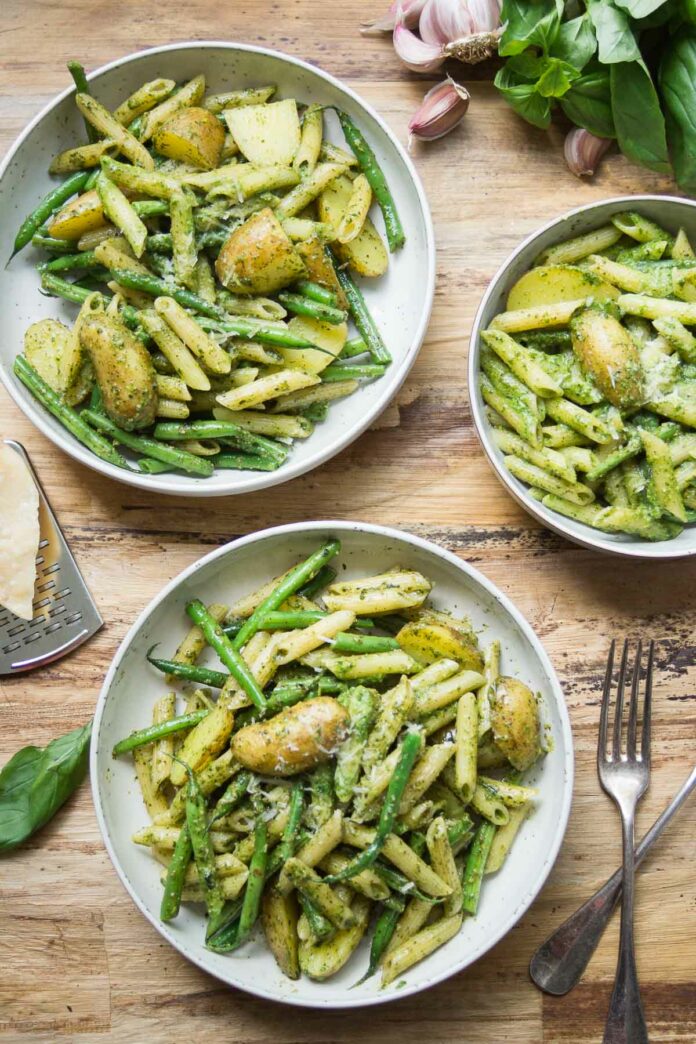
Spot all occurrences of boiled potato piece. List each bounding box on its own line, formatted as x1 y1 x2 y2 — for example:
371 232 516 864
224 99 301 167
262 887 300 980
279 316 347 373
298 895 370 980
79 313 158 430
491 677 541 771
397 620 484 673
24 318 81 395
153 107 225 170
318 174 388 277
65 358 94 406
231 697 349 776
215 207 307 295
570 308 644 410
506 265 619 311
295 236 348 308
48 189 104 240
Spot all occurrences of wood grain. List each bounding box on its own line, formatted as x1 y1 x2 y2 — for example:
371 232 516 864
1 3 695 1041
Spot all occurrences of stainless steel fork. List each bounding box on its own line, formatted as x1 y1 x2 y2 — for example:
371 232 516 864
598 639 653 1044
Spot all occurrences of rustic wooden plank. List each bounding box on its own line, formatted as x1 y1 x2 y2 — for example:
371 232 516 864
1 2 694 1041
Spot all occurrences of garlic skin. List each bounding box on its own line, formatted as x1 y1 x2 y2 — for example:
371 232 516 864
419 0 474 45
564 127 612 178
362 0 427 34
409 76 470 143
393 20 446 73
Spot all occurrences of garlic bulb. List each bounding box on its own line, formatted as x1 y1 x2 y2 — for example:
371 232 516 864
409 76 470 143
393 20 445 73
362 0 427 34
564 127 612 178
419 0 473 45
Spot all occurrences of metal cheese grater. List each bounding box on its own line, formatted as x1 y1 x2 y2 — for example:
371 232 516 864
0 440 103 675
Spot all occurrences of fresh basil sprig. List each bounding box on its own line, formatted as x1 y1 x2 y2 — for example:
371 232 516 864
0 722 91 853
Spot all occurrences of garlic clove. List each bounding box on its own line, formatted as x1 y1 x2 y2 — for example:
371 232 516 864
419 0 474 46
362 0 427 33
467 0 502 32
564 127 613 178
393 20 446 72
408 75 470 142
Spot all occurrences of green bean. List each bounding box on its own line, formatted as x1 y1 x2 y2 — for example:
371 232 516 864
324 730 423 882
81 410 215 476
214 453 281 471
12 170 91 256
334 108 405 252
447 814 475 853
206 899 243 949
235 818 269 946
302 401 329 422
132 199 169 218
518 329 572 352
461 821 496 915
233 684 314 730
232 540 341 652
160 824 192 922
294 280 339 308
39 271 92 305
340 336 369 359
43 250 100 273
329 253 392 364
185 766 225 924
334 686 377 804
138 458 174 474
185 599 267 712
299 893 335 942
67 61 99 142
109 268 224 318
298 565 336 598
332 633 398 654
208 771 252 829
321 363 386 382
84 168 101 190
225 609 373 636
201 315 334 353
13 356 128 469
372 861 441 904
277 291 347 326
307 763 334 829
152 420 287 465
354 898 406 985
317 677 346 695
275 781 305 865
31 232 75 254
147 649 229 689
112 710 208 756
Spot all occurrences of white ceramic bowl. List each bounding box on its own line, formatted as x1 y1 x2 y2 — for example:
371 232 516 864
91 521 573 1008
469 195 696 559
0 43 434 497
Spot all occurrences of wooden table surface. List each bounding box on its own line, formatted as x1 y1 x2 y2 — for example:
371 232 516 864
1 3 695 1041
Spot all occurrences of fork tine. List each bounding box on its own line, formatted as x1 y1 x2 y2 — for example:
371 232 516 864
626 640 642 760
597 639 615 764
641 640 655 765
612 640 629 760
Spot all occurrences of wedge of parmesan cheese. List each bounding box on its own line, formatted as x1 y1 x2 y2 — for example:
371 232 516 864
0 446 40 620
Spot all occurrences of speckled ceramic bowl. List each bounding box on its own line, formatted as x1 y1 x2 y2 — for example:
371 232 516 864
91 521 573 1008
0 43 434 496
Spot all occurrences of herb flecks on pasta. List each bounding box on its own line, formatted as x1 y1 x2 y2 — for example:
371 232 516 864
113 541 546 985
480 211 696 541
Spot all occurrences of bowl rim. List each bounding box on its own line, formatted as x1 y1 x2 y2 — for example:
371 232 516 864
0 41 435 498
90 519 574 1009
468 193 696 560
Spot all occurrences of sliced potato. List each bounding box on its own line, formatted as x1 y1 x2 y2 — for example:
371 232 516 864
491 677 541 771
231 697 349 776
79 313 158 430
215 207 307 295
278 316 347 373
224 99 301 167
318 174 388 277
397 620 484 673
295 236 348 308
24 318 82 395
47 189 104 240
506 265 620 311
153 107 225 169
570 308 644 410
262 888 300 980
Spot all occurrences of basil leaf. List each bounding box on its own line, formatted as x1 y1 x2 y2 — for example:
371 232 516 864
587 0 641 63
561 69 616 138
499 0 564 56
613 0 669 16
610 60 670 172
660 33 696 190
505 53 547 82
494 65 553 129
536 57 581 98
551 14 597 71
0 723 92 853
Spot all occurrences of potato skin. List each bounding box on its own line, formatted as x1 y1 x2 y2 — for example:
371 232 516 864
48 190 105 240
231 697 349 776
491 676 541 771
215 207 307 295
396 620 484 673
153 107 225 170
295 237 348 309
570 308 644 409
262 887 300 979
79 313 158 430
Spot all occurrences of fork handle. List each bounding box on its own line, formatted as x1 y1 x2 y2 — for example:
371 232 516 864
604 811 648 1044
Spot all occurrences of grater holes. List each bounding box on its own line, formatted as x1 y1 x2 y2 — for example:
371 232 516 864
49 604 66 618
55 588 71 599
44 622 62 635
42 563 60 576
33 598 51 610
38 539 49 550
37 580 55 592
29 614 46 627
64 611 83 625
3 641 21 654
23 632 41 645
7 623 26 637
35 555 45 566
